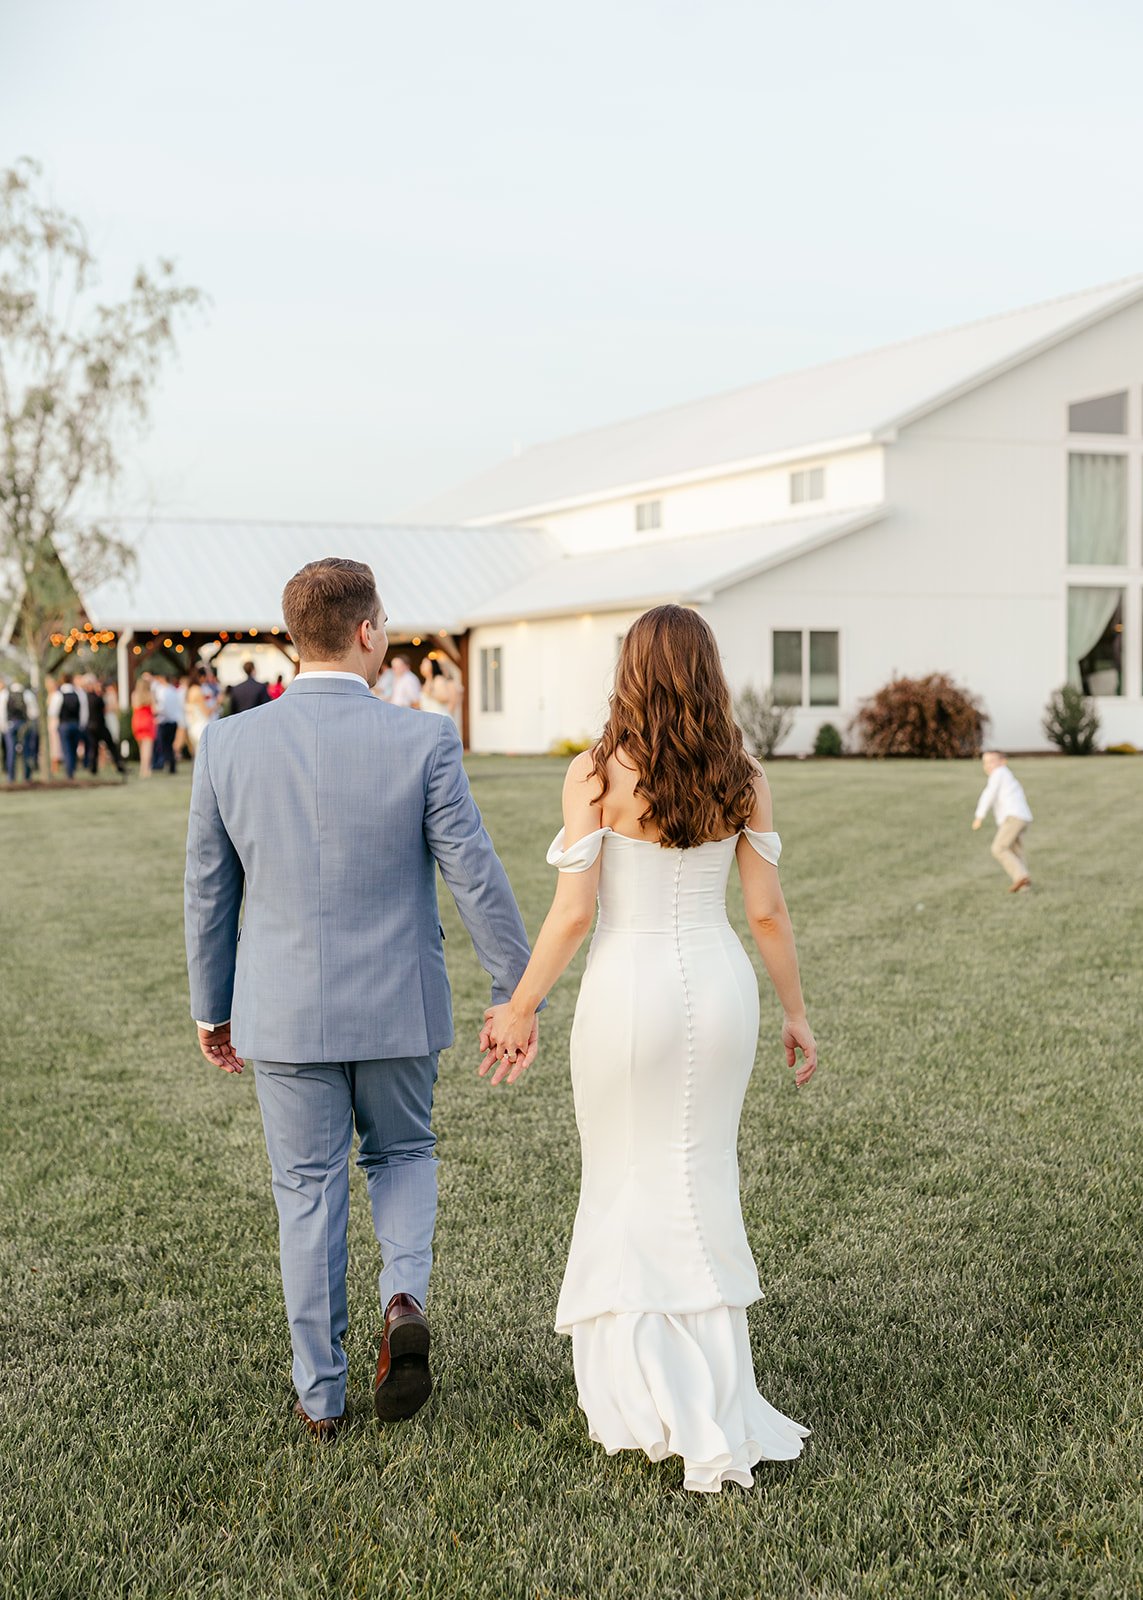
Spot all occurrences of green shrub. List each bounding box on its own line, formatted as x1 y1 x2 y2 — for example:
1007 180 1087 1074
549 736 593 757
1042 684 1100 755
735 686 794 760
813 722 844 757
1106 742 1138 755
850 672 987 758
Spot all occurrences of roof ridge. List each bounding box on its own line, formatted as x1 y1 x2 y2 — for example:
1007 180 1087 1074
105 515 542 534
483 272 1143 464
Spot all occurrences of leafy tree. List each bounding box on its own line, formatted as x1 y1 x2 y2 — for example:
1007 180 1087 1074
0 158 202 776
734 684 794 760
1042 683 1100 755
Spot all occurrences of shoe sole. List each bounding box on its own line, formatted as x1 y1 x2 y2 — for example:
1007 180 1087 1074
375 1319 432 1422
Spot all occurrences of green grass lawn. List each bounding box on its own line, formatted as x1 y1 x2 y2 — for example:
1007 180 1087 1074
1 756 1141 1600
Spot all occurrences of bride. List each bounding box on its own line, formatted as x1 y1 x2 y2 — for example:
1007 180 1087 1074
481 604 817 1492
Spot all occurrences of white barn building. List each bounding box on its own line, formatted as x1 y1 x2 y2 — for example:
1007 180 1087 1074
411 275 1143 755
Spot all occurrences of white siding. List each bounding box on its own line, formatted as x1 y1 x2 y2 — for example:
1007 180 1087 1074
515 447 886 555
468 611 640 753
705 297 1143 752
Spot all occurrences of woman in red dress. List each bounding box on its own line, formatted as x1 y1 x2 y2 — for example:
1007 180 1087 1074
131 675 157 777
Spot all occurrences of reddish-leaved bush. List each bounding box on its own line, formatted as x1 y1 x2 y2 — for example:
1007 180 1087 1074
850 673 988 758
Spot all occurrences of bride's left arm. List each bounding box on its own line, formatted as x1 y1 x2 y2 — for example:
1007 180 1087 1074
479 751 602 1084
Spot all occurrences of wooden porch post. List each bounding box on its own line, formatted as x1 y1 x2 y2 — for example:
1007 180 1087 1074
459 630 470 752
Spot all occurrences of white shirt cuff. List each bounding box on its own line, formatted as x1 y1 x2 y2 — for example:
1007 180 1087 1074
196 1020 228 1031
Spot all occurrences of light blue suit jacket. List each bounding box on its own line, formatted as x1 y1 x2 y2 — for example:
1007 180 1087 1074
184 675 533 1063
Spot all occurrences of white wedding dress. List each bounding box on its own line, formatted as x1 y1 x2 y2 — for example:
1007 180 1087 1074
548 824 810 1493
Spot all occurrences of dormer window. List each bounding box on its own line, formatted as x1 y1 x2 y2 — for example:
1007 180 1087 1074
790 466 825 504
635 499 662 533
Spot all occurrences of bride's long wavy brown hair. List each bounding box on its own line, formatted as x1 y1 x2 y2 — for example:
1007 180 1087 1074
591 605 757 849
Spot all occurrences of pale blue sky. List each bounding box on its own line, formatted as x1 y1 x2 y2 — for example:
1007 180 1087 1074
2 0 1141 522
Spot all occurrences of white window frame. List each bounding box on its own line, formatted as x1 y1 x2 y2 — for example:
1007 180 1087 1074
770 627 841 708
635 499 662 533
790 466 825 505
1062 389 1143 701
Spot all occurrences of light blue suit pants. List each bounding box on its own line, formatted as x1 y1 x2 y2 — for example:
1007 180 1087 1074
253 1054 439 1420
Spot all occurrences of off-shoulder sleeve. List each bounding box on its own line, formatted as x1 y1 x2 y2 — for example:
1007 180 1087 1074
742 827 782 866
547 826 611 873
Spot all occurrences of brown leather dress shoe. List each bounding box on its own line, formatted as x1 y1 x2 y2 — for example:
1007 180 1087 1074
293 1399 346 1441
374 1292 432 1422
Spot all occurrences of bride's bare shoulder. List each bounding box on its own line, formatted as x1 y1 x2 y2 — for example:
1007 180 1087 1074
746 762 773 829
564 748 603 799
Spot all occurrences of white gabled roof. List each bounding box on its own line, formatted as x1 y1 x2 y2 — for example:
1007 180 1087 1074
410 275 1143 525
462 507 884 625
82 519 558 635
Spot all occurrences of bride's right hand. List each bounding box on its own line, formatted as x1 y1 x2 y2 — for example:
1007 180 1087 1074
782 1015 817 1087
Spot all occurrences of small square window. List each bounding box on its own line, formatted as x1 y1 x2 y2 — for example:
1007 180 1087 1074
790 467 825 504
635 500 661 533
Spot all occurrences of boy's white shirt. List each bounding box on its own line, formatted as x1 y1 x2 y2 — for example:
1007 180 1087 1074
975 765 1033 825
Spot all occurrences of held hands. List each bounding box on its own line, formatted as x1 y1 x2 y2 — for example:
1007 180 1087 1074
783 1014 818 1088
197 1022 245 1075
479 1005 539 1086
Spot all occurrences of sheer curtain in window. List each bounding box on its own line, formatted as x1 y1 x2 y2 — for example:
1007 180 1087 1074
1067 454 1127 564
1067 587 1121 688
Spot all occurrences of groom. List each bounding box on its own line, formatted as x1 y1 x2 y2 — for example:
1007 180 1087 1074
184 558 538 1438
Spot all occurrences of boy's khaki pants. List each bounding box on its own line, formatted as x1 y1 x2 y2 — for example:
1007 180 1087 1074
991 816 1029 884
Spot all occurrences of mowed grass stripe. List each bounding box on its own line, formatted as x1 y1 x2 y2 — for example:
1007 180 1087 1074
1 756 1141 1599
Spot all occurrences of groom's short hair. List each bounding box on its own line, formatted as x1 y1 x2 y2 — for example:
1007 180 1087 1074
282 558 380 659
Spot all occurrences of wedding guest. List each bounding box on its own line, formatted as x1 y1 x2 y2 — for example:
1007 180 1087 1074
268 674 286 701
388 655 420 710
1 678 38 781
419 657 460 723
131 674 157 777
156 675 183 775
44 674 62 773
200 664 223 721
972 750 1033 893
173 676 190 759
104 682 122 747
184 667 211 754
84 677 126 775
226 659 271 715
51 673 86 778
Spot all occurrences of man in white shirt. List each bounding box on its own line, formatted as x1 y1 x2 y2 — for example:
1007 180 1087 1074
156 676 184 775
3 679 39 782
388 656 421 710
972 750 1033 892
49 673 88 779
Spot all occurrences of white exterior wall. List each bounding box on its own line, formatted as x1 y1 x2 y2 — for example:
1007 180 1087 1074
466 301 1143 756
706 298 1143 753
468 611 640 753
885 298 1143 749
513 447 885 554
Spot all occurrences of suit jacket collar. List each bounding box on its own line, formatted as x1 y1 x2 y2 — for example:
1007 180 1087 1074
286 675 374 697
